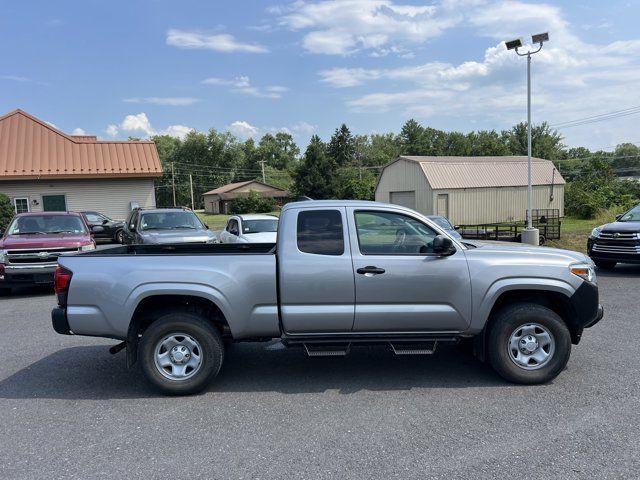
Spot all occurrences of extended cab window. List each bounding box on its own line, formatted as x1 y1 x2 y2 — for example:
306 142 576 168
355 211 437 255
297 210 344 256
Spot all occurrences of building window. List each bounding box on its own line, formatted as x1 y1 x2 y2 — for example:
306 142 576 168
13 197 29 214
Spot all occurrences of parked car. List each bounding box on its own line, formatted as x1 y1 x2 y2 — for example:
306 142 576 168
0 211 98 294
587 203 640 269
81 211 125 244
217 214 278 243
427 215 462 240
52 200 603 395
121 207 216 245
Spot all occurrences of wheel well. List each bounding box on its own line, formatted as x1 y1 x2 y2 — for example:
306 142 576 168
476 289 581 361
126 295 230 366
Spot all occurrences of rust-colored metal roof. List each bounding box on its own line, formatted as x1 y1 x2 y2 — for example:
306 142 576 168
399 156 565 189
0 109 163 180
202 180 287 196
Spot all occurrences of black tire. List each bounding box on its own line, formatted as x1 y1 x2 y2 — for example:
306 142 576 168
0 287 11 296
139 311 224 395
538 235 546 246
115 229 125 244
594 260 616 270
488 303 571 384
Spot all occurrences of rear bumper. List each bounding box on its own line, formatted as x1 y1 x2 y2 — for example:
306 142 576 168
52 308 73 335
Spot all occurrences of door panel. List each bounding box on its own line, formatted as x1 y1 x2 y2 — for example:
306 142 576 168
279 208 355 333
437 194 449 218
348 208 471 332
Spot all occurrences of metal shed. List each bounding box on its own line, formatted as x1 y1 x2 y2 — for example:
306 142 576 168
375 156 565 225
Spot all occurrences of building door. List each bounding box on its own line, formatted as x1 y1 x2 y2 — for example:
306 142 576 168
42 194 67 211
436 194 449 218
389 191 416 210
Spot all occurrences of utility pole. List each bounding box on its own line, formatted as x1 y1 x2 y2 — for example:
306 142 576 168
505 32 548 246
171 162 176 206
189 174 194 210
259 159 266 183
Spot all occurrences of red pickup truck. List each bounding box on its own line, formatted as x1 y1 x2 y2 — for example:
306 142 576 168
0 211 98 294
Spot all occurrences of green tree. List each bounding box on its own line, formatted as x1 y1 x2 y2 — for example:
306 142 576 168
502 122 565 160
0 194 14 231
399 119 425 155
230 190 276 214
293 135 336 199
256 132 300 171
328 124 355 166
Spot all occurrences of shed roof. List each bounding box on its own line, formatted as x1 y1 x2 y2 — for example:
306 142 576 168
398 156 565 189
203 180 288 196
0 109 163 180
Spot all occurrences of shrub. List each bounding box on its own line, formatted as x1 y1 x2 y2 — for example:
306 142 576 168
0 194 14 231
230 190 277 214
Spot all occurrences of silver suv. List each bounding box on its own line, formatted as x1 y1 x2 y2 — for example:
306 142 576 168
121 207 216 245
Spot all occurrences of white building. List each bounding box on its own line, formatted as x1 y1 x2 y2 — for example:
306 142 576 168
375 156 565 225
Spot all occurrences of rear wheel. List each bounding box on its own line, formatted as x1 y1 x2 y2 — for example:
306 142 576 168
488 303 571 384
139 311 224 395
594 260 616 270
115 229 125 244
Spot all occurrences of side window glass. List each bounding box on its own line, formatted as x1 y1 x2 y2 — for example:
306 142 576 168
297 210 344 256
354 211 437 255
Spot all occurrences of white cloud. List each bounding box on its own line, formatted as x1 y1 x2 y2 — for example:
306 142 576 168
291 121 316 135
0 75 32 82
228 120 260 139
202 75 287 99
71 128 87 135
166 29 268 53
105 113 193 139
123 97 200 106
275 0 462 55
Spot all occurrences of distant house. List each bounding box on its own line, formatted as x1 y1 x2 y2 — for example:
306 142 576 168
202 180 289 214
0 109 162 219
375 156 565 224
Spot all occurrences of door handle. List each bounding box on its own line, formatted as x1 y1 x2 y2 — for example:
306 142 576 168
357 266 386 275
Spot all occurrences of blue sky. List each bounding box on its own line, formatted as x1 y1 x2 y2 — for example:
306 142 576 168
2 0 640 150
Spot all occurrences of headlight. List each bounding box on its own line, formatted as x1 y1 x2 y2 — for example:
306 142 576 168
81 243 96 251
0 249 6 263
590 228 601 238
570 262 596 283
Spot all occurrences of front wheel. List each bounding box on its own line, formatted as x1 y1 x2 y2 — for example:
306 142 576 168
139 311 224 395
488 303 571 384
115 229 125 244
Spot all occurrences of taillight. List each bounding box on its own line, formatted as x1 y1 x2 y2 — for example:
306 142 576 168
54 266 73 306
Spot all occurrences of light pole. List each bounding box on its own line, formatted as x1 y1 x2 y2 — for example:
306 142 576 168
505 32 549 246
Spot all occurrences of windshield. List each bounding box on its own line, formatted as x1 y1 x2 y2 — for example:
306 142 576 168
429 216 453 229
243 219 278 234
619 204 640 222
140 211 204 230
8 215 87 235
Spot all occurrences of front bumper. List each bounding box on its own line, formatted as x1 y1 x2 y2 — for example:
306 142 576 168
588 237 640 264
568 280 603 343
52 308 73 335
1 264 57 286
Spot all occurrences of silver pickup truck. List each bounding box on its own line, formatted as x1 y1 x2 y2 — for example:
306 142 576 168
51 200 603 395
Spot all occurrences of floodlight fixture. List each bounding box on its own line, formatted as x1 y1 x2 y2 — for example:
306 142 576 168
505 38 523 50
532 32 549 45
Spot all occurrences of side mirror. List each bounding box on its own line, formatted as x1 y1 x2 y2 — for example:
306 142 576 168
102 219 109 225
615 214 623 221
432 235 456 256
129 224 136 232
454 225 460 230
91 225 105 234
205 224 210 230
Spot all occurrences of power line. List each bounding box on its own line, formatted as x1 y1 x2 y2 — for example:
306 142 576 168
550 105 640 129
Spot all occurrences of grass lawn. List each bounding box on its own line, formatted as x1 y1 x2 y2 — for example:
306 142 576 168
197 210 612 254
546 212 612 253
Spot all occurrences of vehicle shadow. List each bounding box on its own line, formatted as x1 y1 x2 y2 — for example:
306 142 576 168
596 264 640 278
2 285 54 298
0 342 506 400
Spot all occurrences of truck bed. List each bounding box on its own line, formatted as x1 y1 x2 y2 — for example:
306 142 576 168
77 242 276 256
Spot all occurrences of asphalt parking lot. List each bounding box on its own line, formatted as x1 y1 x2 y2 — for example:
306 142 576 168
1 266 639 480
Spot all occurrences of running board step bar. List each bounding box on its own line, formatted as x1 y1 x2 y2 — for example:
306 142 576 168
304 343 351 357
390 341 438 355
